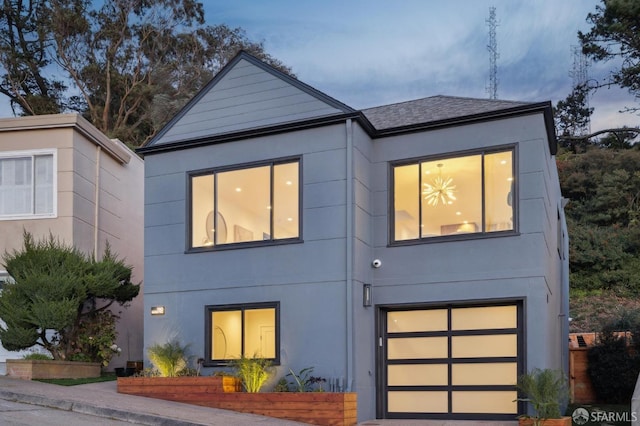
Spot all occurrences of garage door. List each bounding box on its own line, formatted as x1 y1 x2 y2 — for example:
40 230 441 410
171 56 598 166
380 303 522 420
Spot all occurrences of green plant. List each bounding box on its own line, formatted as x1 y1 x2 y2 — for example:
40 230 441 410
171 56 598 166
286 367 327 392
70 310 122 366
516 368 568 424
587 327 639 404
0 232 139 361
22 353 53 360
230 355 273 393
273 377 290 392
146 340 190 377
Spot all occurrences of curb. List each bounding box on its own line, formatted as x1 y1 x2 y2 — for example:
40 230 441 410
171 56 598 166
0 389 206 426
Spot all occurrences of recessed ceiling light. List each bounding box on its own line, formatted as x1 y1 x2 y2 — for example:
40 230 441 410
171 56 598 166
235 187 242 192
456 211 461 216
285 180 292 186
500 160 507 165
287 217 293 222
507 177 513 181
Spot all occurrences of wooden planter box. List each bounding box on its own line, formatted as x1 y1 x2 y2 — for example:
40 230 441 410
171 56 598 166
117 376 357 426
6 359 101 380
519 417 572 426
117 375 242 399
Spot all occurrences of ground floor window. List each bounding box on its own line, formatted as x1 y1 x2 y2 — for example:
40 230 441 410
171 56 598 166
205 302 279 366
379 302 523 420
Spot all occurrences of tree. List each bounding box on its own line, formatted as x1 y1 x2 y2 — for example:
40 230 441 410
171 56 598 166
554 83 594 152
0 0 291 146
579 0 640 112
0 0 66 114
557 147 640 295
0 232 139 364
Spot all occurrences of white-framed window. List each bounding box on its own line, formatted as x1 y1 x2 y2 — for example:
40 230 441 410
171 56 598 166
0 149 56 220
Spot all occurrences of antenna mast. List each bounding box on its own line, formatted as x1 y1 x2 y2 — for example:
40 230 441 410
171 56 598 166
486 6 499 99
570 45 591 135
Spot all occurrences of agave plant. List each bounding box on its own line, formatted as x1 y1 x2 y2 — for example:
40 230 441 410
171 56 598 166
146 340 190 377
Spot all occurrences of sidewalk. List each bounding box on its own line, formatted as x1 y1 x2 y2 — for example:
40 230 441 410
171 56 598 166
0 375 304 425
0 374 520 425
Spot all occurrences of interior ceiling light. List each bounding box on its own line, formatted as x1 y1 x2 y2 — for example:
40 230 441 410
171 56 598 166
423 163 456 206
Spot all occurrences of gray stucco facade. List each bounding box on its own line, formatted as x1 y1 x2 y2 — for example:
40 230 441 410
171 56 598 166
140 51 569 422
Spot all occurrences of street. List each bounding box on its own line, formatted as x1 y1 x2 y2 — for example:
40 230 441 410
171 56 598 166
0 398 131 426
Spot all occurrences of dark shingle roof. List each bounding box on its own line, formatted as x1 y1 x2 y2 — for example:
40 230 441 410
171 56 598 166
361 95 531 130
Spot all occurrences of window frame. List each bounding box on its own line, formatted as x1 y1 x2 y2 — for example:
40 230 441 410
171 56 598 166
389 145 518 245
204 301 280 367
0 149 57 221
187 156 302 252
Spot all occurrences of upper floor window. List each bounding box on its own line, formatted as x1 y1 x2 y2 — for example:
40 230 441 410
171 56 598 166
190 158 300 249
0 150 55 220
392 148 515 243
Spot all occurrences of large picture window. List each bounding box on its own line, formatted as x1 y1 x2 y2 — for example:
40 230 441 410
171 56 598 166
393 148 514 242
190 158 300 249
205 302 279 365
0 150 55 219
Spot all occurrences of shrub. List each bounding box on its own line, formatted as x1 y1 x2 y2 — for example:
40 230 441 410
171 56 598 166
23 353 53 360
230 355 273 393
587 328 640 404
146 340 190 377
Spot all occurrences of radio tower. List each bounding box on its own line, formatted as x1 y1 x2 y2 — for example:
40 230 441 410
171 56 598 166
486 7 499 99
570 45 591 135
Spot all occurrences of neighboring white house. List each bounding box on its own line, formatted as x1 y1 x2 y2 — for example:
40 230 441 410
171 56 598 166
0 114 144 371
139 51 569 422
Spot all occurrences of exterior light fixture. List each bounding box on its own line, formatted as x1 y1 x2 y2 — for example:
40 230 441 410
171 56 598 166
363 284 372 307
150 306 165 316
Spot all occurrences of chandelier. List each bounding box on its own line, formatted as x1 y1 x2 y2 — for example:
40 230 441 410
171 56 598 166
423 163 456 206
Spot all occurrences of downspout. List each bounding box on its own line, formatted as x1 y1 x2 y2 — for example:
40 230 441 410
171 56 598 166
560 197 570 374
345 119 354 391
94 146 101 260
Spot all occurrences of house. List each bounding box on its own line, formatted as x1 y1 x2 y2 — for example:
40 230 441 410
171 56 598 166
139 51 569 422
0 114 144 370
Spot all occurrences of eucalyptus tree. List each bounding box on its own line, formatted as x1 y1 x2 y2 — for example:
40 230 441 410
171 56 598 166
0 0 290 146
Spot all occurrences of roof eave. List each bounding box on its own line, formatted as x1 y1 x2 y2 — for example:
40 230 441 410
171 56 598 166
137 113 360 156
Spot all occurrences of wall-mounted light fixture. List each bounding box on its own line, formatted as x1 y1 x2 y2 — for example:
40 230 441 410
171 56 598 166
363 284 372 307
150 306 165 316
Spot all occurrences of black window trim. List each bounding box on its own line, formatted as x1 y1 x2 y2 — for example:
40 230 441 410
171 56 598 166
204 301 281 367
388 144 518 246
186 155 303 253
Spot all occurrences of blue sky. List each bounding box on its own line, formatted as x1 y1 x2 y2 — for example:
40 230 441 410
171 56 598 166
210 0 637 133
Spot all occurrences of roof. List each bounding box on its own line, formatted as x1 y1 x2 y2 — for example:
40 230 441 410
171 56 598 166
0 113 133 165
361 95 530 130
139 51 556 155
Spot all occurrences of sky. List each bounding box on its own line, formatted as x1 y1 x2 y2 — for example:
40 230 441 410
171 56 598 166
208 0 637 133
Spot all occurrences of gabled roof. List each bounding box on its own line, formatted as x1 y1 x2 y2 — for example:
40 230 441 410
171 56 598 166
361 95 530 130
146 51 355 148
139 52 557 155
